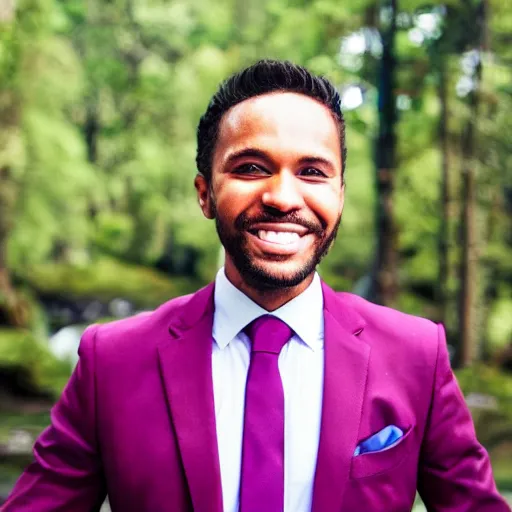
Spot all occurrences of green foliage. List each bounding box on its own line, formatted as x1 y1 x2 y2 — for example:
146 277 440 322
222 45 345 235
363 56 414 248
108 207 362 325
0 328 70 396
487 299 512 351
320 123 376 287
456 365 512 473
457 365 512 415
15 257 201 309
93 212 134 257
0 411 51 444
0 0 509 389
0 0 510 495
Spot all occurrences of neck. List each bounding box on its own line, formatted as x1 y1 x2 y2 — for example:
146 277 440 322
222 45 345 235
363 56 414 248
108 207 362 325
224 263 315 311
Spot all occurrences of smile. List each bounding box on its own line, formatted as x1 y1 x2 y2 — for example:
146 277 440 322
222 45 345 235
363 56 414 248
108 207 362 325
256 230 300 245
246 223 312 256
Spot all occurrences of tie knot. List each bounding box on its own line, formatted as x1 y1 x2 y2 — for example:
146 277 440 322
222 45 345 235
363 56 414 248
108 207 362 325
244 315 292 354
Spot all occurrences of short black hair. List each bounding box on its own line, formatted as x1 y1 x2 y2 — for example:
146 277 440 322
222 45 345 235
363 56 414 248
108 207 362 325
196 59 346 183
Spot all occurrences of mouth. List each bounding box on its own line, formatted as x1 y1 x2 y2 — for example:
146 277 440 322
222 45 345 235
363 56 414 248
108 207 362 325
246 223 313 255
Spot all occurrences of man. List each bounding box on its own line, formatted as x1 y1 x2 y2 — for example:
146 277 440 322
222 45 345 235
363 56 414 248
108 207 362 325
3 60 509 512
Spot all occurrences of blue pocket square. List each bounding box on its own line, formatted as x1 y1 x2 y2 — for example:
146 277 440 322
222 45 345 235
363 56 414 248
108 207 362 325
354 425 404 456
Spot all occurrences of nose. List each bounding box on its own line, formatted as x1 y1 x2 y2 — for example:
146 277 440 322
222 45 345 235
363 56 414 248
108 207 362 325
261 171 304 213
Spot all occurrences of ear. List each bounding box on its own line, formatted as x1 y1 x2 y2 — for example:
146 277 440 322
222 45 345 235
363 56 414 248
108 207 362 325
194 174 214 219
339 183 346 217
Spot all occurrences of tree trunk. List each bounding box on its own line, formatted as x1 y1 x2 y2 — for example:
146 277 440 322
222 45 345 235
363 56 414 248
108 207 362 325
474 0 496 363
437 62 452 328
0 3 26 326
84 0 99 166
457 63 481 368
480 190 501 361
0 0 15 23
369 0 399 306
84 99 99 164
0 0 17 292
0 167 27 327
458 123 477 367
456 0 486 368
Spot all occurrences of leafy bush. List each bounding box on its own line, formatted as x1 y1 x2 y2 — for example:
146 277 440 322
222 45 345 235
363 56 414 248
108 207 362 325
0 329 70 397
15 257 201 309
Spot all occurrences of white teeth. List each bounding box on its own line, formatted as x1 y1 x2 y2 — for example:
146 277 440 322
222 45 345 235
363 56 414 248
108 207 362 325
257 230 300 244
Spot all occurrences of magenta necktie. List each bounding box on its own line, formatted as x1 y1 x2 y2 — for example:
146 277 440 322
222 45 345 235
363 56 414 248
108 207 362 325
240 315 293 512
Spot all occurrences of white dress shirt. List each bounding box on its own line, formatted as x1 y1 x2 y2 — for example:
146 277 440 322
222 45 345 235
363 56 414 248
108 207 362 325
212 268 325 512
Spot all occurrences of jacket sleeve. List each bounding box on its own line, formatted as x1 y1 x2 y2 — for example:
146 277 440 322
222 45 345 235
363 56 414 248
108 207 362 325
2 325 107 511
417 324 510 511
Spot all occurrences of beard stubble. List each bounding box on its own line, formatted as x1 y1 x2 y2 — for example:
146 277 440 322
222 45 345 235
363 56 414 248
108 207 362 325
213 202 341 291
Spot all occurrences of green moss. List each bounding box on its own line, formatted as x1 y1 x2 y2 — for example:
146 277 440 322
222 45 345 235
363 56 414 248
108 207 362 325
492 446 512 491
0 329 70 397
456 365 512 416
0 411 51 444
455 365 512 470
15 257 202 309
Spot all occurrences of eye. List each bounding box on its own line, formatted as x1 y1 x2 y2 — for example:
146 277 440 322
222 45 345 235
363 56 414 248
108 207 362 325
233 163 270 176
299 167 327 178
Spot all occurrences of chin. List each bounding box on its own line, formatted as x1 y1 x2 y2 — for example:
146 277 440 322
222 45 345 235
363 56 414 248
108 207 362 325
240 258 316 290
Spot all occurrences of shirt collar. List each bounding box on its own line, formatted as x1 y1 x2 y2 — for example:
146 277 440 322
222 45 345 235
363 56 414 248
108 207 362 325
213 267 324 351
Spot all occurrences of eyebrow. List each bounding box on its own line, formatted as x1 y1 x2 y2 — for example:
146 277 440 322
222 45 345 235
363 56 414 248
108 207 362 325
224 148 271 165
224 148 337 171
297 155 336 171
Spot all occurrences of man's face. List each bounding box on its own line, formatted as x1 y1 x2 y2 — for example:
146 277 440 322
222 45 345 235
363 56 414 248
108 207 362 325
196 92 345 290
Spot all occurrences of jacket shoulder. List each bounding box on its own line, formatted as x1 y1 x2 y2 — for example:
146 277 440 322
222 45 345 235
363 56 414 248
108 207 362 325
334 291 441 352
340 291 437 326
82 291 198 354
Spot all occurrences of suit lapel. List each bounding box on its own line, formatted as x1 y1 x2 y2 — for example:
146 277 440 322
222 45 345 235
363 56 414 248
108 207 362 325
312 282 371 512
157 283 223 512
157 280 370 512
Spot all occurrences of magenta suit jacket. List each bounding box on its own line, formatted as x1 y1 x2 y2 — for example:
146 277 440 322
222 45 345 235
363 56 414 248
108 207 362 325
4 282 509 511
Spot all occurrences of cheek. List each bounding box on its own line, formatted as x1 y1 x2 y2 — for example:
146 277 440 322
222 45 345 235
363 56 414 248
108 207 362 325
304 187 343 227
213 182 255 220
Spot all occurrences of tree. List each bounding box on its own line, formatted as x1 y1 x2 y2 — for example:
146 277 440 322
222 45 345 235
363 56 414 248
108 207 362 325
369 0 400 306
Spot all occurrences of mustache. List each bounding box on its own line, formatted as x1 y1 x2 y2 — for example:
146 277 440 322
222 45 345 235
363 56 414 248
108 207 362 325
235 211 324 236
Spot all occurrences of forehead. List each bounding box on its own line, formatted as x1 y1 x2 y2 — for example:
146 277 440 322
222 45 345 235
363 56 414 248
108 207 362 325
214 92 341 167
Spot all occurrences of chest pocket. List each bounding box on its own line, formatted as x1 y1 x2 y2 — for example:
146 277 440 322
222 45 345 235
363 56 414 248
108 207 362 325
350 426 414 479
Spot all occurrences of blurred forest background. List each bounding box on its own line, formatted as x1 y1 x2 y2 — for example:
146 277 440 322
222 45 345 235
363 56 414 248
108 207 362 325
0 0 511 505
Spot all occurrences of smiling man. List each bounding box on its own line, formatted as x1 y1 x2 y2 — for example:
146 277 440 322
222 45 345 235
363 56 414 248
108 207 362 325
196 89 344 308
4 60 509 512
